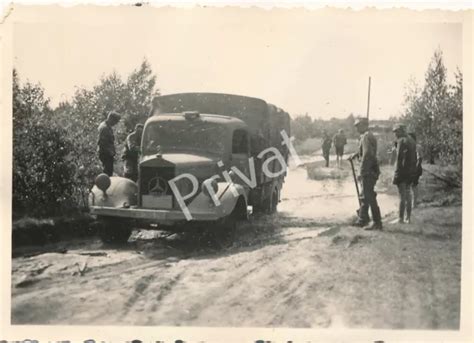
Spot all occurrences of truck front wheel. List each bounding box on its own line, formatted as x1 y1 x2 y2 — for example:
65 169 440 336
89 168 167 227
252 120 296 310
97 216 132 244
264 187 279 214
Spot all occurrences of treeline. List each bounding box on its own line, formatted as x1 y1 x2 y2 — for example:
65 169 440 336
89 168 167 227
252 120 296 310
292 48 463 178
291 114 360 142
401 49 462 171
13 59 159 218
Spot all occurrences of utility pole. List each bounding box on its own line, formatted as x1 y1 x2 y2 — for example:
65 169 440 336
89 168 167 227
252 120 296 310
366 76 371 123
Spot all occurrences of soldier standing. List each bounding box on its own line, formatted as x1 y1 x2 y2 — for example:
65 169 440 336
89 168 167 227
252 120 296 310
408 131 423 208
123 124 144 182
321 130 332 167
352 118 383 230
333 129 347 168
97 111 121 176
393 125 417 223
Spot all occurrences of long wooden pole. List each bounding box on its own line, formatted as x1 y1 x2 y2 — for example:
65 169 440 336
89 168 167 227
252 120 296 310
366 76 371 123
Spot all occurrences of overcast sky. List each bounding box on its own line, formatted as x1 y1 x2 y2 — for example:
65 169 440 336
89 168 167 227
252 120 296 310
12 8 463 120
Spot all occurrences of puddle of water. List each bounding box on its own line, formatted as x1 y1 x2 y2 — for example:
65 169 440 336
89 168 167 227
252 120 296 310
280 167 398 222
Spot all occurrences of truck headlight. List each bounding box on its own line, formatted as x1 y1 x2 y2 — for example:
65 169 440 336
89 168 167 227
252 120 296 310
95 173 111 194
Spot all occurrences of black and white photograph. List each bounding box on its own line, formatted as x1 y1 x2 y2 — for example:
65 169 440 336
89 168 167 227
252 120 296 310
0 2 472 341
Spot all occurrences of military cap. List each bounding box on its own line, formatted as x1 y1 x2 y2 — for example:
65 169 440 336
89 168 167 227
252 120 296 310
392 124 406 132
354 118 368 126
107 111 121 121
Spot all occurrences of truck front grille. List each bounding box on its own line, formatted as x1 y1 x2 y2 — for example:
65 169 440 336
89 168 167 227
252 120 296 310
140 166 175 196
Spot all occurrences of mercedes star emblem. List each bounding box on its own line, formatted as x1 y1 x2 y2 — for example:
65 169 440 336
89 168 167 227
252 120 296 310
148 176 168 195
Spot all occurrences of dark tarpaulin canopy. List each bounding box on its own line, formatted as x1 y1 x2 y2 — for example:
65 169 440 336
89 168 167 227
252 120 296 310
152 92 291 157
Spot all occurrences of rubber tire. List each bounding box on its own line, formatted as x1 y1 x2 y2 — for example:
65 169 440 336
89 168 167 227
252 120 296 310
266 187 279 214
97 217 132 244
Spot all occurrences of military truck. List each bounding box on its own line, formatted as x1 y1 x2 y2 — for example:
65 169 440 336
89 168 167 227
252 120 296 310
89 93 291 243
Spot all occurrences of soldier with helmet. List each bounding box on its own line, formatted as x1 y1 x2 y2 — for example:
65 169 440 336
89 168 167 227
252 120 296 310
351 117 383 230
97 111 121 176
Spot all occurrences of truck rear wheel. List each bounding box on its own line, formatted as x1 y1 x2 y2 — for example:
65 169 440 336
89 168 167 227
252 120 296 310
97 217 132 244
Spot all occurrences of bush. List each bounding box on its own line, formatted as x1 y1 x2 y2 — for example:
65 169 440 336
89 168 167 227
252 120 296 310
12 60 160 218
13 119 77 218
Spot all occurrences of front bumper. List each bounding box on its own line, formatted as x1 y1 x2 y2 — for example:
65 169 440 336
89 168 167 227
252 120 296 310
89 206 220 222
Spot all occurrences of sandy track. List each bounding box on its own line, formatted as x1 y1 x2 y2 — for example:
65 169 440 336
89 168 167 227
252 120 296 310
11 166 461 328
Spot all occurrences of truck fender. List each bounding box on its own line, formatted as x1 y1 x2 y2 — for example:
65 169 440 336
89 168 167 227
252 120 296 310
216 182 248 219
186 182 248 219
89 176 138 208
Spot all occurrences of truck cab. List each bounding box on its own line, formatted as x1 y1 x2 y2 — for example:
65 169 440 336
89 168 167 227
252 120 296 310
89 93 290 243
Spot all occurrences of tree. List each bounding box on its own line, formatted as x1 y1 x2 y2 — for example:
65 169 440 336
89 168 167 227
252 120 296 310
439 68 462 167
291 114 314 141
402 49 462 171
122 59 161 132
403 49 449 163
51 58 161 200
13 70 77 217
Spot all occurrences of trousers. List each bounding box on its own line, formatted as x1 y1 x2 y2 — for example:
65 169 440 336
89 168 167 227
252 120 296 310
359 175 382 224
397 182 412 220
124 157 139 182
99 152 114 177
323 149 330 167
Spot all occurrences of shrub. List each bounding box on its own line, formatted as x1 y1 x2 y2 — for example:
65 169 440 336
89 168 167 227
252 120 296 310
13 117 77 218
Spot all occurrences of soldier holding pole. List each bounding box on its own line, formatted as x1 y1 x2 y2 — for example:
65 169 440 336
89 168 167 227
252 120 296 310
350 118 383 230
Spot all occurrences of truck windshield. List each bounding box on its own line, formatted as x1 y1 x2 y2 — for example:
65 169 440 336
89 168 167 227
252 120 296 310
143 120 227 155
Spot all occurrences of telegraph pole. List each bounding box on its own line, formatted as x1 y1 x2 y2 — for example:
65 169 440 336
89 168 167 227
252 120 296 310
366 76 371 123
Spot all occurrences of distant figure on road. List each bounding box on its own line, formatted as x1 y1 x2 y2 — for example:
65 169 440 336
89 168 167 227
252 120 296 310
408 131 423 209
392 124 417 223
97 111 121 177
351 118 382 231
122 123 144 182
321 130 332 167
333 129 347 168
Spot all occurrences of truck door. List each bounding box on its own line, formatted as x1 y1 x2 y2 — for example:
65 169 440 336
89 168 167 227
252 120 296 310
231 129 251 184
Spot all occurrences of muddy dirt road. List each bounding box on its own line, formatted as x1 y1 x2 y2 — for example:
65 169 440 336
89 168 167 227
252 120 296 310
11 163 461 328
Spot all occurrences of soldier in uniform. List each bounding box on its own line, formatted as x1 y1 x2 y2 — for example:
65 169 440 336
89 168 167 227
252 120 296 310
408 131 423 208
321 130 332 167
122 124 144 182
393 125 417 223
97 111 121 176
333 129 347 168
351 118 383 230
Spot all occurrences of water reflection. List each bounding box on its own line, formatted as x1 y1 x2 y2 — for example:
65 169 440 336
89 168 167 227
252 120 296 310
280 166 397 222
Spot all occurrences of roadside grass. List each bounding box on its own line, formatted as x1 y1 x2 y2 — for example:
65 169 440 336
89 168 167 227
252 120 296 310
12 213 95 249
375 164 461 206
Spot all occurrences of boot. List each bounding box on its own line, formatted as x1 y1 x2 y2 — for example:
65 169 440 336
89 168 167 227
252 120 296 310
366 203 383 230
406 201 412 224
353 218 369 227
353 207 369 227
365 221 383 231
399 203 405 225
